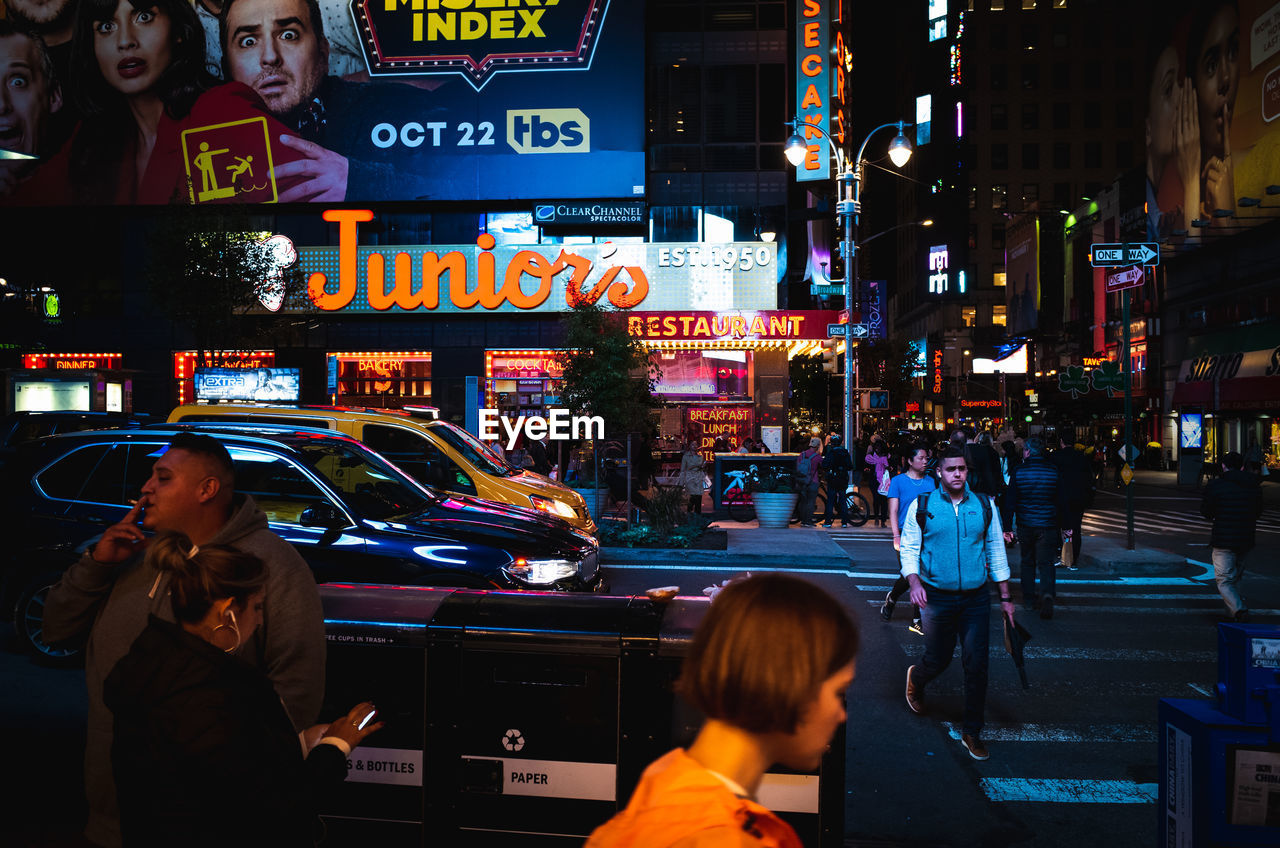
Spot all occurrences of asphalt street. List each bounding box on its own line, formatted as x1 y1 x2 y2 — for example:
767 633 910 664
4 473 1276 848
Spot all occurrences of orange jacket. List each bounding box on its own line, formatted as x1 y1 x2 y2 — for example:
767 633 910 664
586 749 803 848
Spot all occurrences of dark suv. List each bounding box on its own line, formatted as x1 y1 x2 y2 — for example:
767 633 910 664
1 426 602 663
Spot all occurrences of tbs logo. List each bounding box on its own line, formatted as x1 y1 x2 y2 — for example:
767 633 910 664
507 109 590 154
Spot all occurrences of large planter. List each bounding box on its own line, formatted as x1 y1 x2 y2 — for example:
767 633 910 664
753 492 799 528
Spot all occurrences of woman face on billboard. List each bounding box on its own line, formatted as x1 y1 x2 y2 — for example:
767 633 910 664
1191 2 1239 162
92 1 174 98
1145 44 1179 180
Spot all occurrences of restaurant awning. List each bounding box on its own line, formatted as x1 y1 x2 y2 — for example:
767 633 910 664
1170 346 1280 410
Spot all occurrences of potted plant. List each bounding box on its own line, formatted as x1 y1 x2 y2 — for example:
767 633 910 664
750 465 800 529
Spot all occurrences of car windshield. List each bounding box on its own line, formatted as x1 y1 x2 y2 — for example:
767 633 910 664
429 421 516 477
294 440 435 519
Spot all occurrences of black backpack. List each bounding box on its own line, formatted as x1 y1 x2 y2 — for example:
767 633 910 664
916 491 993 536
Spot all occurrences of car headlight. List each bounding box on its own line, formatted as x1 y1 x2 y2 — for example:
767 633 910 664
529 494 577 519
503 558 580 585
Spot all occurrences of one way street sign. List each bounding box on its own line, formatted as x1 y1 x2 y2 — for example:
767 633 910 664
1090 243 1160 267
1105 266 1144 293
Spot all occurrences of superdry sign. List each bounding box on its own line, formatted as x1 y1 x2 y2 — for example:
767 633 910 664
355 0 608 88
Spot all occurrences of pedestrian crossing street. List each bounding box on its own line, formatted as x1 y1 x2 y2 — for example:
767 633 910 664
857 569 1241 809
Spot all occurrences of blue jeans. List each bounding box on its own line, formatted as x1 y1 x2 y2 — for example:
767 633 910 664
1018 524 1059 602
913 586 991 737
795 481 820 523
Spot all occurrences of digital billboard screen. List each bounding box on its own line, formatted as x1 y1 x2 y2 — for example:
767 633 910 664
1146 0 1280 241
194 367 300 402
0 0 644 206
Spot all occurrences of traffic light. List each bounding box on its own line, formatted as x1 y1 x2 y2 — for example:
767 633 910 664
821 339 839 373
869 390 889 409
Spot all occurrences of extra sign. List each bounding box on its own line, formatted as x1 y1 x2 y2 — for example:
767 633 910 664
827 323 869 338
1090 243 1160 267
1105 266 1144 293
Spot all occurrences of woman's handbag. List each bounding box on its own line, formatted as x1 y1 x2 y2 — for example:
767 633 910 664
1059 533 1074 569
878 469 891 496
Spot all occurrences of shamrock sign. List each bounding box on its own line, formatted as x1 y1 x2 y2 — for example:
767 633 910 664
1091 360 1125 397
1057 365 1091 399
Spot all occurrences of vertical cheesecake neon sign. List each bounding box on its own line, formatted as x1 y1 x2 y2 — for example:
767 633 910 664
795 0 830 182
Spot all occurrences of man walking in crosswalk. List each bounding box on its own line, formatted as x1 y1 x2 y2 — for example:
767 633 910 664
1003 436 1069 619
1200 451 1264 622
901 447 1015 761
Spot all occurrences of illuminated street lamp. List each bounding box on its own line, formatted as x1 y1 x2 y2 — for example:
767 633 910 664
786 118 913 441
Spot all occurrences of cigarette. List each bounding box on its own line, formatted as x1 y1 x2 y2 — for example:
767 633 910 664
128 499 139 505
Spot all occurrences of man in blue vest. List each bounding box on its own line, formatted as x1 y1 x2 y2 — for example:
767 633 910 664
900 447 1015 761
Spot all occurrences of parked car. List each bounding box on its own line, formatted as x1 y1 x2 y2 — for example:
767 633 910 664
167 404 596 534
1 425 602 664
0 411 150 468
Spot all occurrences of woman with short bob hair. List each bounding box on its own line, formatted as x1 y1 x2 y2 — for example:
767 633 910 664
587 574 858 847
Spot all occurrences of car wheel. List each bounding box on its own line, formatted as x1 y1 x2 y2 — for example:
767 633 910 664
15 571 82 667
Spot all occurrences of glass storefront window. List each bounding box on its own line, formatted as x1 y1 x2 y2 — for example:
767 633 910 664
654 350 751 400
332 352 432 409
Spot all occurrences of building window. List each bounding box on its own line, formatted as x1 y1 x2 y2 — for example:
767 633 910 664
1116 142 1134 170
1022 63 1039 90
1115 100 1133 129
962 307 978 327
1051 62 1069 90
1021 23 1038 50
991 0 1005 9
991 64 1007 90
969 224 979 249
1051 19 1069 47
994 269 1007 287
990 103 1008 130
1083 102 1102 129
1053 182 1071 205
1021 183 1040 208
992 144 1009 169
992 304 1008 326
1052 102 1070 129
990 23 1007 49
991 224 1005 251
1084 141 1102 168
1082 64 1102 89
1114 59 1132 88
992 183 1008 209
1021 103 1039 130
1053 142 1071 169
1022 0 1037 8
969 184 977 209
1021 143 1040 169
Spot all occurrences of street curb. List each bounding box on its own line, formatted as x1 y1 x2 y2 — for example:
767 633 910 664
600 547 854 569
1076 549 1188 576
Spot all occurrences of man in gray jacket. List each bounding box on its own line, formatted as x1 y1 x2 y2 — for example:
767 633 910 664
44 433 325 848
900 447 1015 761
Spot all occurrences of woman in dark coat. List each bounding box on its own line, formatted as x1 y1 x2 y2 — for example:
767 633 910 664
105 533 381 846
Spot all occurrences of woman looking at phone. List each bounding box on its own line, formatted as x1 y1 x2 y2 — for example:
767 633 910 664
587 574 858 847
105 533 381 845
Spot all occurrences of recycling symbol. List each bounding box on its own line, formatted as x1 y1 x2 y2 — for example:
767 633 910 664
502 728 526 752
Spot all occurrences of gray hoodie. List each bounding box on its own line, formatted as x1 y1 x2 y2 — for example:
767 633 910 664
43 494 326 848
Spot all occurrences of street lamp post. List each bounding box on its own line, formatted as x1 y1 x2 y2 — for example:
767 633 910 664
786 118 912 442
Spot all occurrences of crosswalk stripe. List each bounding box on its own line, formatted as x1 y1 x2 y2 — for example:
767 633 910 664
978 778 1157 804
942 720 1154 743
863 598 1277 615
908 645 1216 662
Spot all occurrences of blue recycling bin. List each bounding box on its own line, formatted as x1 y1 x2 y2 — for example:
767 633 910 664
1157 698 1280 847
1217 623 1280 727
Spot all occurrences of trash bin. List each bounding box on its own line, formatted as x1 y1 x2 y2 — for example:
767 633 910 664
316 586 842 846
1157 698 1280 846
1216 623 1280 726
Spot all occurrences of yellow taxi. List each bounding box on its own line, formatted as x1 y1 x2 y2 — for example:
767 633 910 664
166 403 596 533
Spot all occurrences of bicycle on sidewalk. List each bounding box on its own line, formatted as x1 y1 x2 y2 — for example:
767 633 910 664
785 481 871 527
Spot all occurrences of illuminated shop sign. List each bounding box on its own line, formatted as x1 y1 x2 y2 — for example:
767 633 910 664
927 245 965 295
278 210 778 315
794 0 831 182
932 349 944 395
905 402 921 413
960 400 1002 409
627 311 832 342
488 352 568 381
686 405 754 461
22 353 122 370
927 0 947 41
